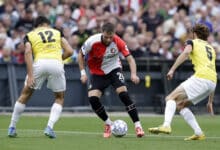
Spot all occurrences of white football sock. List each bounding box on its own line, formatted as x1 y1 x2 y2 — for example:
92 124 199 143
9 101 26 128
105 118 113 125
134 121 142 128
163 100 176 127
180 107 203 135
47 103 62 129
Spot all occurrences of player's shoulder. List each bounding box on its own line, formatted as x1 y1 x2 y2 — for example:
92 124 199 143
86 33 102 44
113 34 125 45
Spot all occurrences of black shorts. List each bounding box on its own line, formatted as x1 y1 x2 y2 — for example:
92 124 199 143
88 68 126 92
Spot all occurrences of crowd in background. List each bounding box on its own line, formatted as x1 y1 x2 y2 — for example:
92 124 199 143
0 0 220 64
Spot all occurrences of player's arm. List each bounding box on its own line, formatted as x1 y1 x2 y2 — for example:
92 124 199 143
167 41 192 80
78 49 87 84
117 35 140 84
126 55 140 84
61 37 73 60
207 91 215 116
24 36 35 88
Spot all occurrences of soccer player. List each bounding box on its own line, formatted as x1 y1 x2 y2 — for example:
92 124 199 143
8 16 73 138
78 22 145 138
148 24 217 140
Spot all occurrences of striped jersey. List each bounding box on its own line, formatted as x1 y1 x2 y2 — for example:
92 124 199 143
187 38 217 83
25 27 63 61
81 33 130 75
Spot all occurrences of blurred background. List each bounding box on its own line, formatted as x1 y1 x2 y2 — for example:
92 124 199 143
0 0 220 114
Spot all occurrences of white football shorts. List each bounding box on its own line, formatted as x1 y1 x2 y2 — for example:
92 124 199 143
180 76 216 105
25 59 66 92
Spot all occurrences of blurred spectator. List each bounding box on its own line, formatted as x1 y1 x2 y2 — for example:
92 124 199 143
121 8 138 31
62 6 77 31
11 0 25 25
167 0 178 16
136 33 148 57
198 6 213 32
72 17 92 47
0 32 14 51
64 34 80 64
155 25 165 41
1 13 14 36
159 36 173 60
13 42 25 64
15 8 34 33
0 46 17 64
171 39 184 59
115 21 125 38
0 0 220 62
148 39 161 59
127 38 144 58
54 15 64 31
141 3 164 33
104 0 124 17
71 0 88 21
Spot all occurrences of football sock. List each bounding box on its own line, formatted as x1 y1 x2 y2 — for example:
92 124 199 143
89 96 108 121
134 121 142 128
9 101 26 128
163 100 176 127
105 118 113 125
119 92 139 123
180 107 203 135
47 103 62 129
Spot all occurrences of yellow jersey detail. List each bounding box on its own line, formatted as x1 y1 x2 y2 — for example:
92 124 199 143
27 27 62 61
189 39 217 83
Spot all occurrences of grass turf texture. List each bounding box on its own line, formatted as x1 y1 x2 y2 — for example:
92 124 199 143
0 114 220 150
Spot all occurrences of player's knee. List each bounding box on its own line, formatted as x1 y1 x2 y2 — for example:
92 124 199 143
119 92 132 104
165 95 172 101
89 96 103 113
54 92 64 104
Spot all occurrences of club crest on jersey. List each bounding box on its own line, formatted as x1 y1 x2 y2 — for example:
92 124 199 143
110 48 116 54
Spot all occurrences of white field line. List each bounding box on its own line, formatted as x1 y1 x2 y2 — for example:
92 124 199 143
0 129 220 140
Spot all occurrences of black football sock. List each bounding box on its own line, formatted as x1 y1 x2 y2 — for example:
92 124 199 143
89 96 108 121
119 92 140 123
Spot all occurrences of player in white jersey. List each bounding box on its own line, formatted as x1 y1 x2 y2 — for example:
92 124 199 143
8 16 73 138
149 24 217 140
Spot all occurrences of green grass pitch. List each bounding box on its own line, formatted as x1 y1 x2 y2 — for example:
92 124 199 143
0 114 220 150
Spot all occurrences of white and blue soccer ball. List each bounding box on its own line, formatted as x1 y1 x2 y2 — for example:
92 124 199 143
111 119 128 137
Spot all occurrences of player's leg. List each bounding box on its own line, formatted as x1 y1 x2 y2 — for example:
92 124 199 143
45 60 66 138
116 86 145 137
148 84 187 134
111 68 144 137
44 92 64 138
8 85 34 137
178 76 216 140
88 75 112 138
179 106 205 140
88 89 113 138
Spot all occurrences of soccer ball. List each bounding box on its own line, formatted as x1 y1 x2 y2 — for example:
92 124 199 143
111 119 128 137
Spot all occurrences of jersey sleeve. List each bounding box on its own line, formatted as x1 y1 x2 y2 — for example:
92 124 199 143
23 35 30 44
114 35 130 57
185 40 193 47
81 38 92 55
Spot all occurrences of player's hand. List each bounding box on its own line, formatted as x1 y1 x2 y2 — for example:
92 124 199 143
27 75 35 88
131 74 140 84
167 69 174 80
80 75 88 84
207 102 214 116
